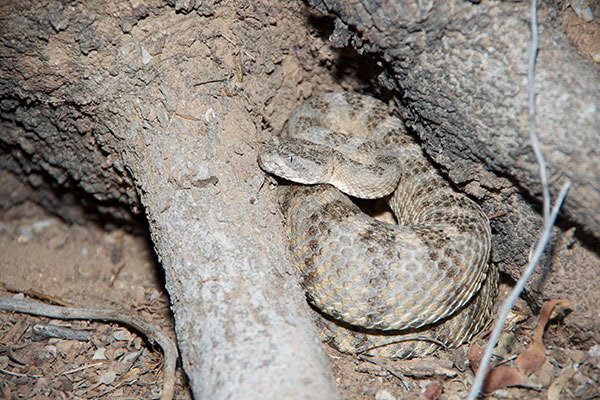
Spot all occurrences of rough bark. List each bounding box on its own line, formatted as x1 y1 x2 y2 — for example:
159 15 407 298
0 1 339 398
308 0 600 302
1 0 599 397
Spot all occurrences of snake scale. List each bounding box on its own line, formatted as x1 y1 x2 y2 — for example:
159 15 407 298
258 92 497 358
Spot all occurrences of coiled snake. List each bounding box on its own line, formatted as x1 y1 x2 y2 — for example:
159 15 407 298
258 92 497 358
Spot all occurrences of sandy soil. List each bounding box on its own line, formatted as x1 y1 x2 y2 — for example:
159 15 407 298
0 201 192 399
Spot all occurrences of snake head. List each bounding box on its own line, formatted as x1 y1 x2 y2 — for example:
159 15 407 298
257 137 334 185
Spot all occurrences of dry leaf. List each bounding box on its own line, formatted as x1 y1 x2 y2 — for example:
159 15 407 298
98 370 117 385
467 342 484 372
121 366 141 382
92 347 107 360
112 328 131 341
483 365 527 393
547 366 576 400
516 299 572 376
478 299 572 394
588 344 600 368
422 381 443 400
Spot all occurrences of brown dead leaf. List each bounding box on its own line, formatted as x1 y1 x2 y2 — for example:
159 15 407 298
479 299 572 394
483 365 528 393
4 317 28 343
514 339 545 377
516 299 572 376
467 310 526 373
467 341 484 372
483 363 543 393
422 381 443 400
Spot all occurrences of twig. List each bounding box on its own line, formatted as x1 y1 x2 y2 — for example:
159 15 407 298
7 344 26 365
62 362 106 375
358 356 411 390
0 297 178 400
1 282 74 307
218 33 256 61
193 77 227 87
467 1 571 398
0 368 43 379
525 2 550 224
488 211 506 219
32 323 92 341
108 262 126 288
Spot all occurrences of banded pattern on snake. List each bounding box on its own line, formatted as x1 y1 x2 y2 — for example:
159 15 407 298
258 92 497 358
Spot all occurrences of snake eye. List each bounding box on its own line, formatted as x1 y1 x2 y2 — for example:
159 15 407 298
288 155 294 164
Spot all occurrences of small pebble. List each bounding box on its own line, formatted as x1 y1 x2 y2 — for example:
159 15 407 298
375 389 396 400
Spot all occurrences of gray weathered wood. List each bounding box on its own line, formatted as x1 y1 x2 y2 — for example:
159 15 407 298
0 1 338 398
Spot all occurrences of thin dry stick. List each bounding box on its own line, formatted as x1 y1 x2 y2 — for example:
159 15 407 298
1 282 75 307
467 0 571 398
0 297 178 400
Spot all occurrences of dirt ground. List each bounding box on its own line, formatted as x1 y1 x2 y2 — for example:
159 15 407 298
1 2 600 400
1 187 599 399
0 200 192 399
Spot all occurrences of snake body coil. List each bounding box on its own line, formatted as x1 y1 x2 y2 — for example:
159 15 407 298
258 92 497 358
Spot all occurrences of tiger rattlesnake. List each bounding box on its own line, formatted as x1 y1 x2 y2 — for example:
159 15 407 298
258 92 497 358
